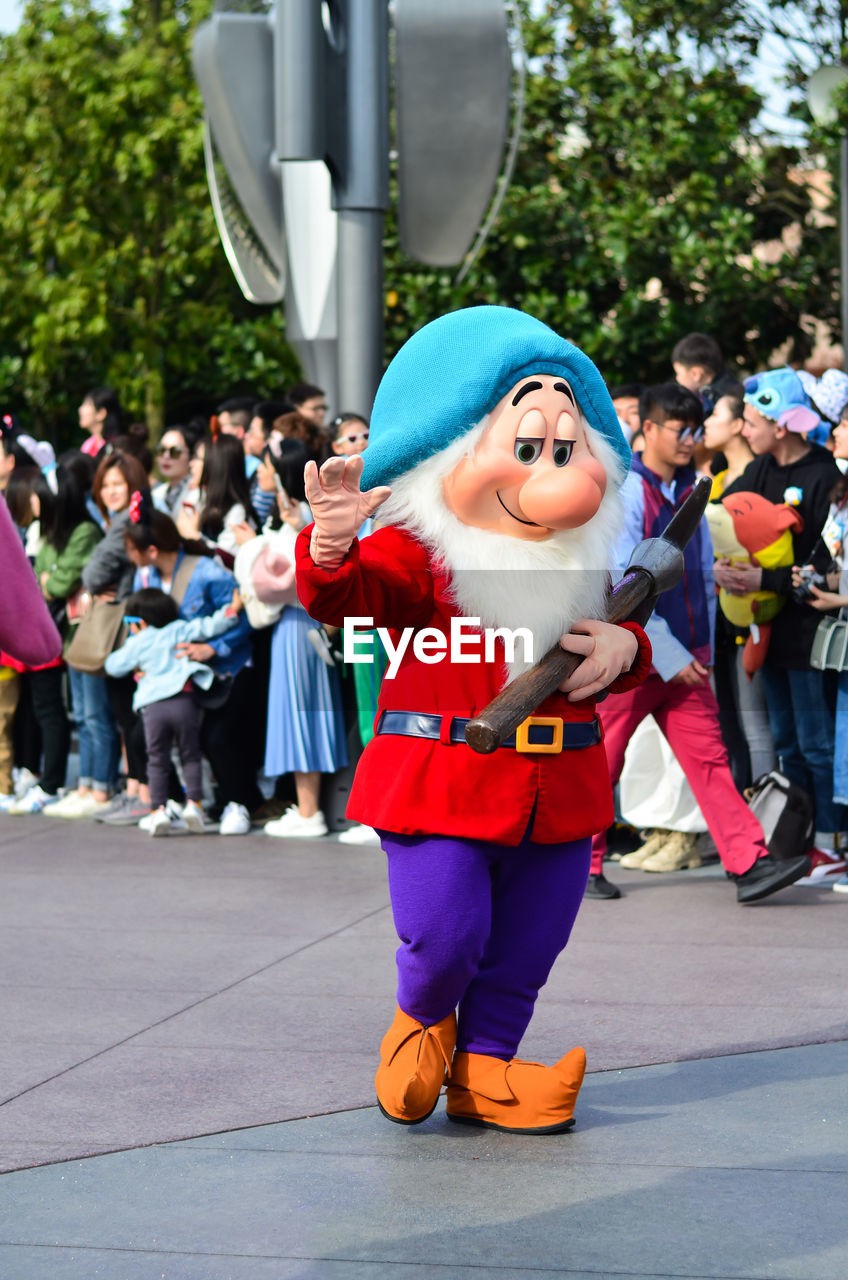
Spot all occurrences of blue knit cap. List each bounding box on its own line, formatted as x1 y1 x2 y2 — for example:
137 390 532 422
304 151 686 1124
361 306 630 489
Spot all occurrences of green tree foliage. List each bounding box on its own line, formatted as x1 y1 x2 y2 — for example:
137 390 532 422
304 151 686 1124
384 0 826 383
0 0 299 443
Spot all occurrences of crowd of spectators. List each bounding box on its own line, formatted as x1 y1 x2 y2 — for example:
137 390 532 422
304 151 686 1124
0 338 846 905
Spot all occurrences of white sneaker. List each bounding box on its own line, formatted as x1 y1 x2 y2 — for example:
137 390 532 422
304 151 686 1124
182 799 206 834
139 800 185 833
12 767 38 798
7 784 59 814
43 791 110 819
336 824 380 845
219 801 251 836
265 806 328 838
147 806 173 837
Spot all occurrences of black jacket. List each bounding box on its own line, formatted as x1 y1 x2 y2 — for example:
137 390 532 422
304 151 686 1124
723 444 842 666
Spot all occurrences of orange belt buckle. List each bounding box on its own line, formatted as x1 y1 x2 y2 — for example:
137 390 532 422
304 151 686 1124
515 716 564 754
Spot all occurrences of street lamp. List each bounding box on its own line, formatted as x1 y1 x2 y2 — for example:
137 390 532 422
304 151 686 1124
808 65 848 371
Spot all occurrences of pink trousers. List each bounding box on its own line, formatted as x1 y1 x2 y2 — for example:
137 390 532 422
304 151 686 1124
592 672 766 876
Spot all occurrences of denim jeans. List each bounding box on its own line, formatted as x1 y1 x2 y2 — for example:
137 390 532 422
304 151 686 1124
760 664 847 836
835 672 848 807
67 667 120 792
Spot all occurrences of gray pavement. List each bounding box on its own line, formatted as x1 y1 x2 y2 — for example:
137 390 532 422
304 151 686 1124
1 813 846 1278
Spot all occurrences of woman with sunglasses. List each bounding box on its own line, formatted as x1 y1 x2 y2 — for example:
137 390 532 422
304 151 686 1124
151 427 197 517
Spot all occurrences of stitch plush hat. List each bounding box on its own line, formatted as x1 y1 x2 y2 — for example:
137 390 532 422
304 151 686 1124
743 368 822 436
361 306 630 490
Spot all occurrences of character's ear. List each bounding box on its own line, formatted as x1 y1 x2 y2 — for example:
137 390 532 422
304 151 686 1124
778 406 819 435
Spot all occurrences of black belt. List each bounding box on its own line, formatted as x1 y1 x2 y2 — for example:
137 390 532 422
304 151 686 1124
375 710 601 754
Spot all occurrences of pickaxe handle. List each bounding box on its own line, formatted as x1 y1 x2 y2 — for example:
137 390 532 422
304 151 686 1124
463 474 712 754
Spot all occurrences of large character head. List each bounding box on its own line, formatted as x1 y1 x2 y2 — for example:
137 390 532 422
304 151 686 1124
360 306 631 670
363 306 630 540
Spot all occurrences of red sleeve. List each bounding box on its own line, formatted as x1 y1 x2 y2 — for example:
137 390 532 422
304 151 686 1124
295 525 435 630
606 621 652 694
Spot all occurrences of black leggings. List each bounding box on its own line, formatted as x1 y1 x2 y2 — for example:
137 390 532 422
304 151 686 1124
200 665 265 812
107 675 148 784
27 667 70 794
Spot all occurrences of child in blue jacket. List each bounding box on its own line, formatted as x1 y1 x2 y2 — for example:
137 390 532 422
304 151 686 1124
105 587 243 835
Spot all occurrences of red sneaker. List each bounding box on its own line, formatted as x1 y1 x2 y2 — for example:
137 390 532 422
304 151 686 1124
796 848 847 885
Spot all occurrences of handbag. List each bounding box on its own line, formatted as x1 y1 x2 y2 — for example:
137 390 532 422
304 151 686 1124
65 600 127 675
810 610 848 673
746 769 814 861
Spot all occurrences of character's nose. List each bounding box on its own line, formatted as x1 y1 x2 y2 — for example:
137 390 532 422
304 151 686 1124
517 458 607 529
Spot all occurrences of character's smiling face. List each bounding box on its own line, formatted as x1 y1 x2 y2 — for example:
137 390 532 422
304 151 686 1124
442 375 608 540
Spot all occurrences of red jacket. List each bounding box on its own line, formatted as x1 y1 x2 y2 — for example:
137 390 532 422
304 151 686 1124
296 525 652 844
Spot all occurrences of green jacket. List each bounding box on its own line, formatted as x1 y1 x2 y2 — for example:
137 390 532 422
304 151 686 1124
35 521 102 605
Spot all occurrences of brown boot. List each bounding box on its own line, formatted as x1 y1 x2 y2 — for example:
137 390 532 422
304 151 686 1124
446 1047 587 1134
374 1005 457 1125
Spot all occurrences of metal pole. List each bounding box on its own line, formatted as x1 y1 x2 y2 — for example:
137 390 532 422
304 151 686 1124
335 0 390 417
841 134 848 370
338 213 385 416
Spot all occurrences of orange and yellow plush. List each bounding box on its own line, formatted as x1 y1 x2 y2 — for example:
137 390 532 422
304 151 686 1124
706 492 803 675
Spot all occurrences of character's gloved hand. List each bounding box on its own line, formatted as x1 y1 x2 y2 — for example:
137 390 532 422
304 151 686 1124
304 456 391 569
557 619 638 702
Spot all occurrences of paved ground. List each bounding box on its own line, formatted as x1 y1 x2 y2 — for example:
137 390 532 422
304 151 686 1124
1 814 846 1278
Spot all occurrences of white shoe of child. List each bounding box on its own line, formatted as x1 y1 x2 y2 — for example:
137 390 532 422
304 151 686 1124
140 800 186 834
182 799 206 834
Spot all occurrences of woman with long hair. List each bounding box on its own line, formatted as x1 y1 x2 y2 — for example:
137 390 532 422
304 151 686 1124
177 433 258 559
45 451 151 820
124 495 260 833
236 440 348 838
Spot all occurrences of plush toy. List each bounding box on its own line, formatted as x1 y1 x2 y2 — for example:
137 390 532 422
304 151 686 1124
295 306 652 1134
706 491 803 675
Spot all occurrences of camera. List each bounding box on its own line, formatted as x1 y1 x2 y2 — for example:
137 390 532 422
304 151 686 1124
792 565 827 603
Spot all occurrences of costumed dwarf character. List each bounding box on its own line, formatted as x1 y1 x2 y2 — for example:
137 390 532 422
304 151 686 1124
295 306 653 1134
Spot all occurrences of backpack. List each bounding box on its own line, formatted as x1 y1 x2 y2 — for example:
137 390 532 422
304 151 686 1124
746 770 814 861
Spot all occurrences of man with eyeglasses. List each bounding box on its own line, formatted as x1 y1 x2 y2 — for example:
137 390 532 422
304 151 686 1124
587 381 811 903
288 382 328 429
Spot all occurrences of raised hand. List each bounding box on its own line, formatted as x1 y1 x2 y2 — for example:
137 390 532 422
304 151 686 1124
304 456 391 569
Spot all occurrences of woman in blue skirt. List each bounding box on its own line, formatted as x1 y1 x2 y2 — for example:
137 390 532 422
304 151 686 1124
253 442 348 838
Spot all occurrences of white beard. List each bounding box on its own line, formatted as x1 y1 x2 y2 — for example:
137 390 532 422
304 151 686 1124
378 417 626 681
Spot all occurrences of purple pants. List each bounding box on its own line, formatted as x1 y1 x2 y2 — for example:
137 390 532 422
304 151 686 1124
380 828 591 1060
141 692 203 810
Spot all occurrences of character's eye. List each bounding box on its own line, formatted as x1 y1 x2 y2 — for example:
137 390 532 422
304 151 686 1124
553 441 574 467
514 438 544 465
756 389 778 409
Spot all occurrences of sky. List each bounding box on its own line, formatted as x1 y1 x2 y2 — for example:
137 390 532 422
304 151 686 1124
0 0 18 33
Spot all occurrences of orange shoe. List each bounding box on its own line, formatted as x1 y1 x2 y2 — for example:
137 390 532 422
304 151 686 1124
374 1005 457 1125
446 1047 587 1134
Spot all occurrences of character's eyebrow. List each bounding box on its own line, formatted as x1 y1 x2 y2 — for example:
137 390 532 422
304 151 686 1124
553 381 575 404
512 381 543 406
